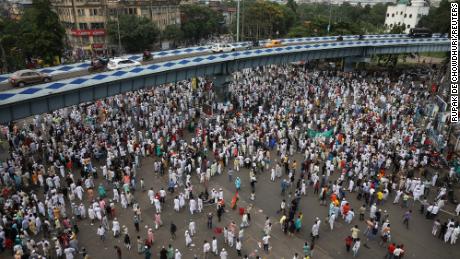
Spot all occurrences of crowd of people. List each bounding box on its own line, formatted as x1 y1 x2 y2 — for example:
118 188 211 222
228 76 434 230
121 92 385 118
0 63 459 259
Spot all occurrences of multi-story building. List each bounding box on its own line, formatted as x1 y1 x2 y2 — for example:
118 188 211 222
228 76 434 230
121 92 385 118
50 0 181 56
295 0 397 5
1 0 33 20
384 0 430 33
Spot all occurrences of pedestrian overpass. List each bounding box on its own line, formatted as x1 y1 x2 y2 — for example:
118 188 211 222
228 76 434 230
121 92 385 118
0 36 450 123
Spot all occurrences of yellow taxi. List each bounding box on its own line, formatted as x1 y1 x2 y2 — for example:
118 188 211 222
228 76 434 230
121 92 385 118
264 39 283 48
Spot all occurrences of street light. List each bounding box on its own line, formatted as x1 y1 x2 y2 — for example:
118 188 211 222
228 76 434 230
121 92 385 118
327 0 332 35
236 0 240 42
116 1 122 55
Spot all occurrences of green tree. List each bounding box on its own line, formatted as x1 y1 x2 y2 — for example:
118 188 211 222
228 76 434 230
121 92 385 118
180 4 223 44
296 2 388 36
417 0 451 34
0 17 26 72
163 24 184 48
287 0 298 14
240 0 296 40
377 24 407 66
18 0 66 65
107 15 159 53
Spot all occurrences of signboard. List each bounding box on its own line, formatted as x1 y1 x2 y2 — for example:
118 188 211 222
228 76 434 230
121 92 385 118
91 43 104 49
71 29 106 36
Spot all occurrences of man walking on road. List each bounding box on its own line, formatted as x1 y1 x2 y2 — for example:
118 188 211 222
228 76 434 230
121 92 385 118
403 210 412 229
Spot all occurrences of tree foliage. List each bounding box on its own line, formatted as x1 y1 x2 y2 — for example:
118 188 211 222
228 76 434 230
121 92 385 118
179 4 224 44
107 15 159 53
237 0 297 40
0 0 65 72
294 2 388 37
19 0 66 64
417 0 451 34
163 24 183 48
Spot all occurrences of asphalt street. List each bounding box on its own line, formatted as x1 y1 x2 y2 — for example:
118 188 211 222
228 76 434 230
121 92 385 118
5 148 456 259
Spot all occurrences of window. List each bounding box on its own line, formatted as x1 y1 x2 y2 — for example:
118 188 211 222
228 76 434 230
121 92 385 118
91 23 104 29
77 9 85 16
127 8 137 15
387 13 389 17
79 23 88 30
407 25 410 28
93 36 105 43
81 36 90 44
108 8 117 16
400 11 403 15
409 14 412 18
392 13 395 17
404 14 407 18
89 8 99 16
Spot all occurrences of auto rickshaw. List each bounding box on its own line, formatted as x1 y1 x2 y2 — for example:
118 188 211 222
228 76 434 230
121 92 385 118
88 56 109 73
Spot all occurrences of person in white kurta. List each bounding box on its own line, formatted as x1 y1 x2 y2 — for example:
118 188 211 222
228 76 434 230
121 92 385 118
197 197 203 213
329 212 336 231
189 199 197 215
451 226 460 245
189 221 196 236
113 188 119 203
154 198 161 213
185 230 192 247
270 168 276 181
179 193 185 208
174 197 180 212
348 179 354 192
212 237 218 255
112 218 120 236
174 249 182 259
219 248 228 259
75 186 83 201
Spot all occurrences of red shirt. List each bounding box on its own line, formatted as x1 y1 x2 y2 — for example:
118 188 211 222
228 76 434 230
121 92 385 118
388 244 396 253
345 236 353 246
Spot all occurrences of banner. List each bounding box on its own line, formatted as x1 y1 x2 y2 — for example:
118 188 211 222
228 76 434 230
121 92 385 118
307 128 334 138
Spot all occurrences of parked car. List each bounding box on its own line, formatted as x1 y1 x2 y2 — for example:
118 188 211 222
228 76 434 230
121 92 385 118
9 69 52 87
107 58 141 70
211 43 236 53
264 39 282 48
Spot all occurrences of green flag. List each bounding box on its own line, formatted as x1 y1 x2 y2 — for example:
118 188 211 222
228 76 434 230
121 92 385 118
307 128 334 138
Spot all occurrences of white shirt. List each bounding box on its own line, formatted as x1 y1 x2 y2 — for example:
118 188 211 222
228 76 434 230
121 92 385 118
203 242 210 253
262 235 270 244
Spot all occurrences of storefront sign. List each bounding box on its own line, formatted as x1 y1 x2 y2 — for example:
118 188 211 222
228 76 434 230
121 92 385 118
71 29 106 36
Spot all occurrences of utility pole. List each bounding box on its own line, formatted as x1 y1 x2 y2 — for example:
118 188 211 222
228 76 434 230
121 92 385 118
236 0 240 42
327 0 332 35
116 7 122 55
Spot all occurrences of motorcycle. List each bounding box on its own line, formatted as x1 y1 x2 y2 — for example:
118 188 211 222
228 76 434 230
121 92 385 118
143 50 153 61
88 57 109 73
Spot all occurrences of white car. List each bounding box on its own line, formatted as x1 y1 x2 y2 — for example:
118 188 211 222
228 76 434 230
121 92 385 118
211 43 235 53
107 58 141 70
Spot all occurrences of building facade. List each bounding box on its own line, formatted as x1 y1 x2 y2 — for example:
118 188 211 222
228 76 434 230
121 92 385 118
295 0 397 6
384 0 430 33
50 0 181 56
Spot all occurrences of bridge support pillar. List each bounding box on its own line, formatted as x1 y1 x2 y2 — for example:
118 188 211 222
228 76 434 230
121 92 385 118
343 57 356 72
343 56 371 72
212 73 231 102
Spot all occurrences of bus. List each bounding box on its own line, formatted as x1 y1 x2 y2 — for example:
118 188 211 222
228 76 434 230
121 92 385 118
408 28 432 38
